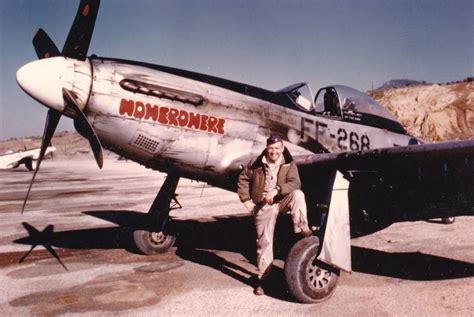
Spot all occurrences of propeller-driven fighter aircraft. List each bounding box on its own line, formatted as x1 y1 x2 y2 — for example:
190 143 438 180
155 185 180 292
16 0 474 303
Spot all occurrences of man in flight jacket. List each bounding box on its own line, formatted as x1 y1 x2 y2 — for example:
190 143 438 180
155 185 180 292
238 135 312 296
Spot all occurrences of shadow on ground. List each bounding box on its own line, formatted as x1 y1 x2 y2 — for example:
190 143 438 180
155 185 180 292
351 246 474 280
12 209 474 302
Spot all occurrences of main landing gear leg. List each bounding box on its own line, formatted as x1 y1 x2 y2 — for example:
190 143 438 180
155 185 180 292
133 173 180 255
285 171 349 303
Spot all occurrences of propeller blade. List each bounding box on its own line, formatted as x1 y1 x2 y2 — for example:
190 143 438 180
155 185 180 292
22 109 62 213
63 89 103 168
32 28 60 59
62 0 101 60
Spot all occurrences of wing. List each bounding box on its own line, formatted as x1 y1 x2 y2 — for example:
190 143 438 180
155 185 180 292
0 151 35 169
295 140 474 169
295 140 474 232
0 153 21 169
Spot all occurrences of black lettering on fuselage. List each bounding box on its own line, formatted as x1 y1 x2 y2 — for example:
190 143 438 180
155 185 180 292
300 116 371 151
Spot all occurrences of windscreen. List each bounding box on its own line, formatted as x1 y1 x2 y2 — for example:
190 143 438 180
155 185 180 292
334 85 398 122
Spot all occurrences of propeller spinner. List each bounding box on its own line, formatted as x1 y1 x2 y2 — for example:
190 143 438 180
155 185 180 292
17 0 102 213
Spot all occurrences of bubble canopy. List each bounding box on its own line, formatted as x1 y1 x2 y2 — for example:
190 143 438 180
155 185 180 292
334 85 397 121
314 85 405 133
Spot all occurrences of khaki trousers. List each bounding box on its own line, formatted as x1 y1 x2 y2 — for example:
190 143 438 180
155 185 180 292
254 189 309 280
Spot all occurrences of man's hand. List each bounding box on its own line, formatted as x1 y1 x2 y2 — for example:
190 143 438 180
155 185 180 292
263 188 278 205
243 200 256 213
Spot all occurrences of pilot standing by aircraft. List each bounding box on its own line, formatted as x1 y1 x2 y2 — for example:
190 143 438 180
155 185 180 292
238 135 313 296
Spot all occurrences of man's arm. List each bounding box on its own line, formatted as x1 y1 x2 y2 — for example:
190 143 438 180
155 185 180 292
279 162 301 195
238 163 257 212
237 162 253 203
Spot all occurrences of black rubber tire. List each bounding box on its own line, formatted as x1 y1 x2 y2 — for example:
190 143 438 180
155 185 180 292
441 217 455 224
284 236 339 303
25 159 37 171
133 229 176 255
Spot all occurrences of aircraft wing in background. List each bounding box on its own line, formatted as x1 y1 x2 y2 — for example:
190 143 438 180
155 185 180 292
0 146 56 171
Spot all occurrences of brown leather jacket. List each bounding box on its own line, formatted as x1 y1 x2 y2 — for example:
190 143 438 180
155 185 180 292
237 147 301 204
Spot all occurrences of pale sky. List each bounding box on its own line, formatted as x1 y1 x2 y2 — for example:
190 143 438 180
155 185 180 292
1 0 473 140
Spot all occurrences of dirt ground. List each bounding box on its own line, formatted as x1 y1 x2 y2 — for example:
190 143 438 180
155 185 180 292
0 157 473 316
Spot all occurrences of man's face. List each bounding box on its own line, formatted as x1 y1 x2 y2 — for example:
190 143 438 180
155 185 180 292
266 141 284 163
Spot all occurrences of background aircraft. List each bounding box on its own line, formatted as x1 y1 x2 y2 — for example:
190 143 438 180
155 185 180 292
15 0 473 303
0 146 55 171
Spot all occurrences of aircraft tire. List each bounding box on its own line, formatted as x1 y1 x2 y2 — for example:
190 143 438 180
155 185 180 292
441 217 455 224
284 236 339 303
25 158 38 171
133 229 176 255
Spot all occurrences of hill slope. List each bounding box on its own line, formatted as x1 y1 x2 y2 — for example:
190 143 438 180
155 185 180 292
369 81 473 141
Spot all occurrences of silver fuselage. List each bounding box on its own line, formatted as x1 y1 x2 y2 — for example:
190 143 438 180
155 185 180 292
17 56 415 189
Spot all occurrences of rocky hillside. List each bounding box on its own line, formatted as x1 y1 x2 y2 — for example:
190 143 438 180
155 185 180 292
369 80 473 142
373 79 428 91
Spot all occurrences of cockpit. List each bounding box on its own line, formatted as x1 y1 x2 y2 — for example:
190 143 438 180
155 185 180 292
314 85 401 123
321 87 340 117
278 83 405 133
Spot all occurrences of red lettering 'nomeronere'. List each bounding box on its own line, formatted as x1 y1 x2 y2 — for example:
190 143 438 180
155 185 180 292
119 99 226 135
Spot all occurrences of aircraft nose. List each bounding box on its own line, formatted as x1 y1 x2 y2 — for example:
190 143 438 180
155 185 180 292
16 57 75 112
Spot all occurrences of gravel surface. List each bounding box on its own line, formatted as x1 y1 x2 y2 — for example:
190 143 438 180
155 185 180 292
0 158 473 316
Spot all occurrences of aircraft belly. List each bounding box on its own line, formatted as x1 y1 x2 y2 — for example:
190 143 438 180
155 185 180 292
0 156 19 169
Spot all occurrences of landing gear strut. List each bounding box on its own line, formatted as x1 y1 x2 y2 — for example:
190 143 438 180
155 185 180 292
133 173 180 255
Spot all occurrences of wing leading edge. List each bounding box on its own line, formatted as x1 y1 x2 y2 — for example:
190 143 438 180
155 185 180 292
295 140 474 170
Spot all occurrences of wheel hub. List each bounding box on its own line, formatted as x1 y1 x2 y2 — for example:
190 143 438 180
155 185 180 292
306 255 334 291
148 231 166 245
